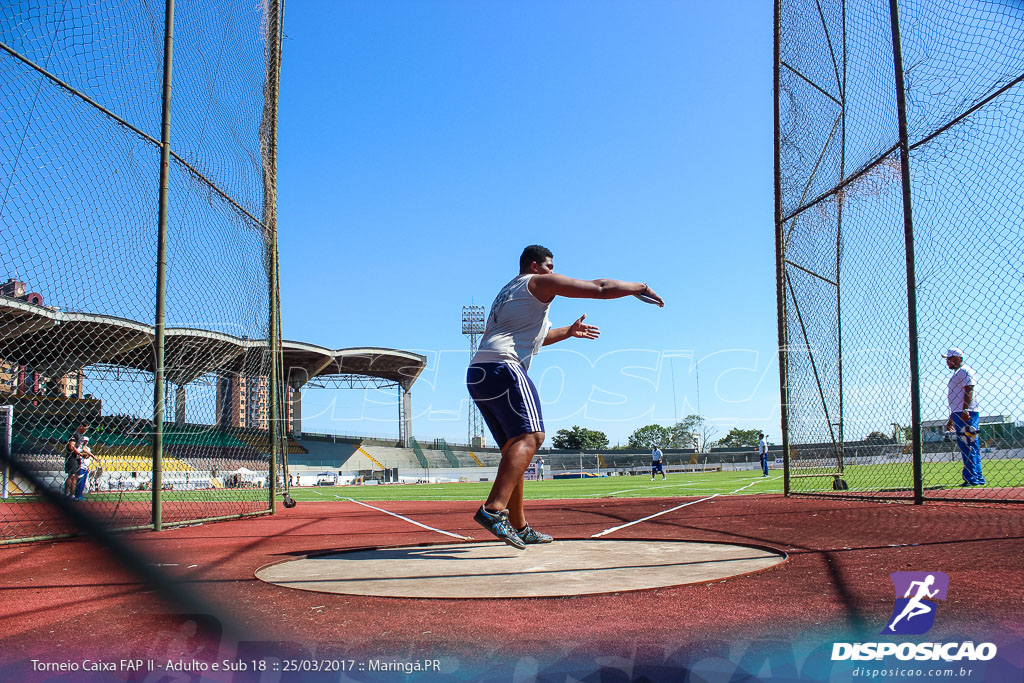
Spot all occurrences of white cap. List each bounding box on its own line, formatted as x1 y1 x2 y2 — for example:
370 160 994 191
941 347 963 359
82 436 90 442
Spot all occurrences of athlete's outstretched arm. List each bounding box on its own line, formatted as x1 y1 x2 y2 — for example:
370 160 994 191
543 314 600 346
529 273 664 307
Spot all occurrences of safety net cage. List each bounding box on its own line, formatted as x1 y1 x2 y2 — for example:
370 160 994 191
0 0 286 542
775 0 1024 502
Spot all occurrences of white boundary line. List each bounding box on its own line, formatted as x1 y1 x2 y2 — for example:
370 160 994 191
342 497 472 540
591 476 778 538
591 495 720 538
583 481 704 497
584 473 782 499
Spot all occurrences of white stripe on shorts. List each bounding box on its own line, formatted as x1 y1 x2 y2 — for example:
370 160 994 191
509 362 542 432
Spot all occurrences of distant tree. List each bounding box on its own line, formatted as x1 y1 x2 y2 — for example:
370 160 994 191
627 424 672 450
669 414 719 451
718 427 762 448
865 430 891 443
551 425 609 450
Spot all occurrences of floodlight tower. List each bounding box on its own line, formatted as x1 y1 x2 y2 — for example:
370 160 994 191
462 305 486 447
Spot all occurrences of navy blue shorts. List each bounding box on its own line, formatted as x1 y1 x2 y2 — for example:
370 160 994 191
652 461 664 473
466 362 544 447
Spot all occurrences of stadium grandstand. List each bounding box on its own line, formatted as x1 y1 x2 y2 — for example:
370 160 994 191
1 283 426 501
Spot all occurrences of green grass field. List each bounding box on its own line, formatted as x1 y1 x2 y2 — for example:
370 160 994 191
7 458 1021 504
3 489 272 504
788 457 1024 493
291 470 784 503
292 457 1023 502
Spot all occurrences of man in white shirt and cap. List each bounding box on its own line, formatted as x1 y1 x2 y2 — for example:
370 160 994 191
758 432 769 477
942 347 985 487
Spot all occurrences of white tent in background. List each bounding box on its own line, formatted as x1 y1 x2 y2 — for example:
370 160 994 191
227 467 265 487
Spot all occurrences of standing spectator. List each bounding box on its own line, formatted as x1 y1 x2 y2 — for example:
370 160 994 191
75 437 93 501
64 423 88 498
942 348 985 486
651 444 666 480
758 432 769 477
536 457 545 481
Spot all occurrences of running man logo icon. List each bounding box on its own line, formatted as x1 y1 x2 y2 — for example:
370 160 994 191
882 572 950 635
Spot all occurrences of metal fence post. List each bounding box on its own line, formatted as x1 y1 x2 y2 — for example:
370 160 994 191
774 0 792 496
263 0 284 512
888 0 924 505
153 0 176 530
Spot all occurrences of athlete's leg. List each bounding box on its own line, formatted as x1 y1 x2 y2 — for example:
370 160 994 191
485 431 545 513
508 478 526 529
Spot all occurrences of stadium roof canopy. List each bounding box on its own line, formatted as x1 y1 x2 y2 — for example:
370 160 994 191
0 297 426 389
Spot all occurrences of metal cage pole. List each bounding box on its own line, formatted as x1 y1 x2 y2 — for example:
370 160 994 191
888 0 924 504
152 0 176 530
263 0 284 512
835 0 847 472
774 0 793 496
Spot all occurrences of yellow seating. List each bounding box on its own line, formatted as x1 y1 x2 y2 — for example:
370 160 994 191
93 453 194 472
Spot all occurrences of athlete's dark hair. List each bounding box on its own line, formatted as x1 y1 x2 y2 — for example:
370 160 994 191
520 245 553 273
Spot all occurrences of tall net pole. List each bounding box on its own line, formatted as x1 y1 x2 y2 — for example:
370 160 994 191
152 0 176 531
462 305 485 446
888 0 924 504
264 0 285 510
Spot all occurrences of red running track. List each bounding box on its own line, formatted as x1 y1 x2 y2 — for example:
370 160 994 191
1 494 1022 678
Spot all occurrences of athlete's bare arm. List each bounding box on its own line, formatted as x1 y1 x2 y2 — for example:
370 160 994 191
543 314 600 346
529 273 664 307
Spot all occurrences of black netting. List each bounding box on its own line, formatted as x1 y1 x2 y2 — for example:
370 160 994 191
0 0 283 541
778 0 1024 501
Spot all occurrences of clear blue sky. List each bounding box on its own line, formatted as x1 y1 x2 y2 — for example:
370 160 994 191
275 1 779 446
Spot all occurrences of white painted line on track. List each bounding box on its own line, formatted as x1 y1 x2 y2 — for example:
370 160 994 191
584 473 782 498
591 495 720 537
591 476 775 538
343 497 472 540
583 481 704 497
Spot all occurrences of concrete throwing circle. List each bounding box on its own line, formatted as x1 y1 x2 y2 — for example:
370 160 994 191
256 540 786 598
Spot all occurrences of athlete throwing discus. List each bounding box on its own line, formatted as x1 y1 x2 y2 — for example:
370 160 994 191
467 245 664 549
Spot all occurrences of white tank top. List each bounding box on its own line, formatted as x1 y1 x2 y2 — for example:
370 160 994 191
471 275 551 371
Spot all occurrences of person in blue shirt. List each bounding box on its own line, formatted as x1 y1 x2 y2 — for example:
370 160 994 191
758 432 769 477
651 444 665 480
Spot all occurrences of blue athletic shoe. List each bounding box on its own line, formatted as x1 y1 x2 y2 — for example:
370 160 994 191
474 506 526 550
517 525 553 544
